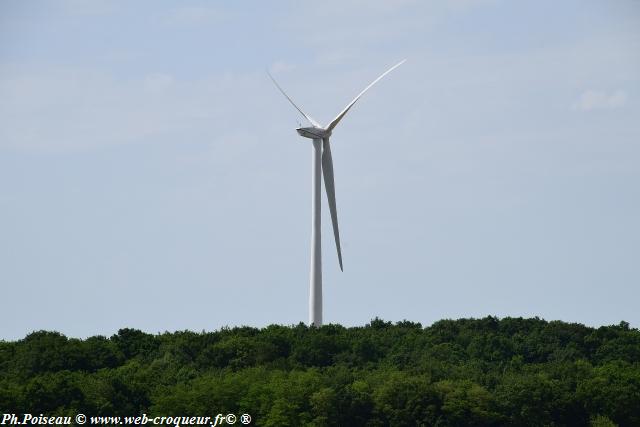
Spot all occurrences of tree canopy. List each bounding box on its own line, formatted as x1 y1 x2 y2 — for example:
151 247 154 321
1 317 639 426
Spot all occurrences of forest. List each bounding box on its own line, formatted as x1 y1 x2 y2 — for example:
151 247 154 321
1 317 639 426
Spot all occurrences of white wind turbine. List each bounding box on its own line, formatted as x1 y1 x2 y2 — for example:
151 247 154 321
269 60 405 327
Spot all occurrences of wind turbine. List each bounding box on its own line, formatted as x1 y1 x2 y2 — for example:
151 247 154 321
268 60 405 327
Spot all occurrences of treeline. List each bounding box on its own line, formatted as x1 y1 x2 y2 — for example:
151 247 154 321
1 317 639 426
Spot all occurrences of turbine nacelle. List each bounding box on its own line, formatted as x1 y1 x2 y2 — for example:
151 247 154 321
296 127 331 140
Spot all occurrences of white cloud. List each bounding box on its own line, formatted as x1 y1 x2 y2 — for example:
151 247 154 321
573 89 628 111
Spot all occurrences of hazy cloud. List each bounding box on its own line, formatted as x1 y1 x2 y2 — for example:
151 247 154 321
143 73 174 94
269 61 296 74
0 66 276 152
573 89 628 111
163 6 223 26
59 0 117 16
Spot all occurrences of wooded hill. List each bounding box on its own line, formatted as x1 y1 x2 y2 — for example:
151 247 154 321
1 317 639 426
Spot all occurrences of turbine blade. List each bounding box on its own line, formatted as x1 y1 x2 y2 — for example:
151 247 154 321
322 137 343 271
267 70 321 128
326 59 406 132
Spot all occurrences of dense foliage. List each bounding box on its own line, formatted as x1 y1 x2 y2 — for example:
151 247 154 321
1 317 639 426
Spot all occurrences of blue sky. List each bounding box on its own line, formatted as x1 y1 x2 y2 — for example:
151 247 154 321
1 1 639 339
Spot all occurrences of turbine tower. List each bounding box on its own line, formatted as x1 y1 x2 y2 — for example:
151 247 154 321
269 60 405 327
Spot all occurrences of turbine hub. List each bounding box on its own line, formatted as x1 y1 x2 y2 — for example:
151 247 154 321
296 127 331 140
